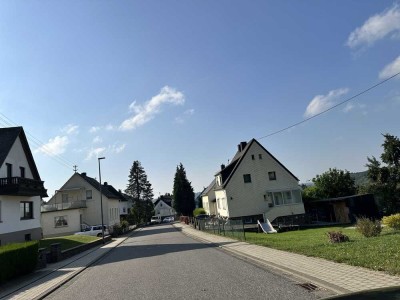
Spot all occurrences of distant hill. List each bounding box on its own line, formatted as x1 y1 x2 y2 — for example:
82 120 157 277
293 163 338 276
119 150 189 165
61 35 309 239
350 171 369 186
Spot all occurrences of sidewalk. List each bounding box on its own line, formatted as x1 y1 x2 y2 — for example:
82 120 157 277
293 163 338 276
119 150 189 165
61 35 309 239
174 222 400 295
0 232 135 300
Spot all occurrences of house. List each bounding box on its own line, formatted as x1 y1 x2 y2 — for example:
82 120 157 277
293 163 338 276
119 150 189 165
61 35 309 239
41 172 121 237
203 139 305 223
0 127 47 245
153 194 175 218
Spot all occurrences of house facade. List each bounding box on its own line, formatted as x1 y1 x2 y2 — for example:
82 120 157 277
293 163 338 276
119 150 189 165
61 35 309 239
203 139 304 223
201 179 217 216
41 172 121 237
0 127 47 245
153 194 175 218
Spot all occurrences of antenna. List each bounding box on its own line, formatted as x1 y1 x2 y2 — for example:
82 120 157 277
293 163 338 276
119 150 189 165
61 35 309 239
73 165 78 173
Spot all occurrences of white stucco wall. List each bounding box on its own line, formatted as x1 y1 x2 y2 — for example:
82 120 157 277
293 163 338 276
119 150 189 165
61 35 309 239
202 195 210 215
41 209 83 237
221 141 303 218
154 200 175 217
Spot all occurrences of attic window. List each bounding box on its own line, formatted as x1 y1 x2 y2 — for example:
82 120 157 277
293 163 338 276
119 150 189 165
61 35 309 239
20 167 25 178
243 174 252 183
259 154 262 159
86 190 92 200
268 171 276 181
251 155 255 160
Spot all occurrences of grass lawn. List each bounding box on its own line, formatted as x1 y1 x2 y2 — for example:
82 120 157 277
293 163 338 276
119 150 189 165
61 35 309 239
39 235 100 251
245 226 400 275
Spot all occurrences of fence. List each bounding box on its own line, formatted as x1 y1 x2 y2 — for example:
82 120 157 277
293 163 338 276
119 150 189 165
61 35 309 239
193 217 246 241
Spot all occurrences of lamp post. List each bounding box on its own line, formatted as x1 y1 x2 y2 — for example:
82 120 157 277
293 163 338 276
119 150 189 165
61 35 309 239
98 157 106 244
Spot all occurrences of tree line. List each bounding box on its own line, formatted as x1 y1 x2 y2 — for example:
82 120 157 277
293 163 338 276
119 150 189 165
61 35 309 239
302 133 400 215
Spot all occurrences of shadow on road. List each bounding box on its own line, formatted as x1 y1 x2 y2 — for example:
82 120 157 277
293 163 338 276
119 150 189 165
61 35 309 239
129 225 181 238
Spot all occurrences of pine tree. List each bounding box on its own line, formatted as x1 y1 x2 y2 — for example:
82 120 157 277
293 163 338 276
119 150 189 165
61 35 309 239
173 163 195 216
125 161 154 223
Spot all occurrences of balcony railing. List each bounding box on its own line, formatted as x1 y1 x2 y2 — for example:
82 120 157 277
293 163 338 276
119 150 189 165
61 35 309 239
41 200 87 212
0 177 48 197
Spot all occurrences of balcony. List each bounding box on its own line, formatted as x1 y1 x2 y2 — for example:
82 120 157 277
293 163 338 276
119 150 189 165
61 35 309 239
41 200 87 212
0 177 48 197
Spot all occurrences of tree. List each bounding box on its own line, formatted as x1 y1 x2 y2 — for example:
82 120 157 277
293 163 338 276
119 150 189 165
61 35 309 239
312 168 356 199
173 163 195 216
361 134 400 215
301 185 318 203
125 161 154 223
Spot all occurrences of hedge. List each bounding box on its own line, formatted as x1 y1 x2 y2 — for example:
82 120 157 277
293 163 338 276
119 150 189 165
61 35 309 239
0 241 39 283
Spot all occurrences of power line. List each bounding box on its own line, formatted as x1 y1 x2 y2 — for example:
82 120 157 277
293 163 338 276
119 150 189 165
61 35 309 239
0 113 74 170
257 71 400 140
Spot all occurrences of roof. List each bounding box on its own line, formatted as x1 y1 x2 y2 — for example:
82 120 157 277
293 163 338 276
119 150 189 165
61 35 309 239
201 179 216 197
79 173 123 199
154 195 173 207
215 138 299 189
0 126 42 180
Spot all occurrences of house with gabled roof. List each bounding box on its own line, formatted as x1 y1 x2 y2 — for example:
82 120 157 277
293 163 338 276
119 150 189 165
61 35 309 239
0 127 48 245
204 139 304 223
153 194 175 219
41 172 121 237
201 179 217 215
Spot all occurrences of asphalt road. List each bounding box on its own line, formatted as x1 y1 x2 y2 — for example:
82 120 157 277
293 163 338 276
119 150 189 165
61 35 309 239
46 224 319 300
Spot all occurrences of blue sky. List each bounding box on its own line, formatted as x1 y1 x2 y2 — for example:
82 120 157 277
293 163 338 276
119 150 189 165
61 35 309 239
0 1 399 199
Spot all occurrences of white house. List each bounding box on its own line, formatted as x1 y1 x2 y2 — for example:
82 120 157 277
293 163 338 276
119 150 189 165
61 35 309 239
41 172 121 237
0 127 47 245
153 194 175 218
203 139 305 223
201 179 217 216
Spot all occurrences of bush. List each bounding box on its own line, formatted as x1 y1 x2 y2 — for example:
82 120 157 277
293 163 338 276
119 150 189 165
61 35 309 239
356 217 382 237
0 241 39 283
112 223 123 237
327 231 349 243
382 213 400 230
120 220 129 230
193 208 206 217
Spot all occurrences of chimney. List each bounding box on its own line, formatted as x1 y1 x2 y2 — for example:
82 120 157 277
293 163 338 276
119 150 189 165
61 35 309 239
81 172 86 177
238 141 247 152
221 164 225 170
104 182 108 186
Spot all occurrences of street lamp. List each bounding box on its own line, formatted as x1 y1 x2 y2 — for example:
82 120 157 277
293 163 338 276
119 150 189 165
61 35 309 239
98 157 106 244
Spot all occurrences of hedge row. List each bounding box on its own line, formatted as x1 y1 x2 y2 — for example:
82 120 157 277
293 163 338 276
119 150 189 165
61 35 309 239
0 241 39 283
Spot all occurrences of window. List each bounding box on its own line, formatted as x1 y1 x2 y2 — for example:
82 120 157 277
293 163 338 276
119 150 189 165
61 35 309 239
6 163 12 178
243 174 252 183
268 171 276 181
259 154 262 159
251 155 255 160
283 191 293 204
62 194 68 203
86 190 92 200
20 202 33 219
25 234 31 241
222 198 227 210
20 167 25 178
55 216 68 227
273 192 283 205
269 189 302 206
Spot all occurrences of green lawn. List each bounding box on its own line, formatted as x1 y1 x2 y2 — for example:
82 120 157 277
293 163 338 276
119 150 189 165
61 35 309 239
39 235 100 251
244 227 400 275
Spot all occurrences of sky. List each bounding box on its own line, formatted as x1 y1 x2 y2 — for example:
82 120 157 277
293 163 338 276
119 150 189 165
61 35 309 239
0 1 399 200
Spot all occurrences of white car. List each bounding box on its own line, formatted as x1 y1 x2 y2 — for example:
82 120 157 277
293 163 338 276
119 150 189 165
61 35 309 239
163 217 174 223
150 216 162 224
74 225 109 237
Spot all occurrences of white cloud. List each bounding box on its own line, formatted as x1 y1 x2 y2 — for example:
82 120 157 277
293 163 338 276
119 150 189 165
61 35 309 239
343 103 355 113
105 124 115 131
93 136 102 143
62 124 79 135
85 147 106 160
119 86 185 131
110 143 126 154
35 136 69 156
184 109 195 115
89 126 101 133
379 55 400 79
304 88 349 118
175 108 195 124
347 3 400 49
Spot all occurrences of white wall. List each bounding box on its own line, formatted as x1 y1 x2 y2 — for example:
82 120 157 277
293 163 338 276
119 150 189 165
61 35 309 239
223 141 303 218
154 200 175 217
0 137 34 179
0 195 41 235
41 209 83 237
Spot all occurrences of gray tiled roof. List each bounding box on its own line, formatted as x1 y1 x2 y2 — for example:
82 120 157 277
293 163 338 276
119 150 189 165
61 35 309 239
79 173 123 199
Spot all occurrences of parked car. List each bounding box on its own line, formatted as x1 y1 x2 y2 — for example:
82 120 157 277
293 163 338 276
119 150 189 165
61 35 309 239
163 217 174 223
195 214 210 220
150 216 162 224
74 225 109 237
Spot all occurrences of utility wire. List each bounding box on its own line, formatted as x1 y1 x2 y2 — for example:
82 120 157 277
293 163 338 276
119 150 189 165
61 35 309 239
257 71 400 140
0 113 74 169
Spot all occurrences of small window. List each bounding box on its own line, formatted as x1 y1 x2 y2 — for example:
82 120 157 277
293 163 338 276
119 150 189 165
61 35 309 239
20 167 25 178
243 174 252 183
6 163 12 178
55 216 68 227
62 194 68 203
259 154 262 159
86 190 92 200
25 234 31 241
251 155 255 160
268 171 276 181
20 202 33 219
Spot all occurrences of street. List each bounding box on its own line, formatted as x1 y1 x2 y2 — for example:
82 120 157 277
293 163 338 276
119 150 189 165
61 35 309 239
46 225 318 300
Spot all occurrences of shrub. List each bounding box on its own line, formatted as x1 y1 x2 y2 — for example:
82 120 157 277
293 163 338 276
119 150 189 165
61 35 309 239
112 223 123 237
327 231 349 243
382 213 400 230
120 220 129 230
0 241 39 283
193 208 206 217
356 217 382 237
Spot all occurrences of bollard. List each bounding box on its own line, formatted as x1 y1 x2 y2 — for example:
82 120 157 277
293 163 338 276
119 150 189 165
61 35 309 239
50 243 62 262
